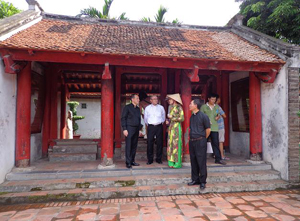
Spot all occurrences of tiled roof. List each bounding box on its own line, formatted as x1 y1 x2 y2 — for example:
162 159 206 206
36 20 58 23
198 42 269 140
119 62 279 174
0 18 284 63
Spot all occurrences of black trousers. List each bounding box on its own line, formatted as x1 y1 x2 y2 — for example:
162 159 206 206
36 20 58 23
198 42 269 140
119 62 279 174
147 124 163 163
189 138 207 184
125 126 139 165
208 131 222 162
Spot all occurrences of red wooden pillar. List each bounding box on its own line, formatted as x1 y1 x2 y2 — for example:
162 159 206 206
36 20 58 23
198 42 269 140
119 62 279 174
249 72 262 158
49 70 58 140
174 70 180 93
221 73 230 149
216 72 222 97
101 67 114 165
160 69 168 147
181 71 191 162
60 84 67 139
16 62 31 167
42 70 51 157
114 68 122 149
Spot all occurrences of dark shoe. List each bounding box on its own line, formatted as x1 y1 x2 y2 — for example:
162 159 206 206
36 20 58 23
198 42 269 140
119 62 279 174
146 161 153 165
126 164 132 169
200 183 206 190
188 180 200 186
131 162 140 166
215 160 226 165
156 160 163 164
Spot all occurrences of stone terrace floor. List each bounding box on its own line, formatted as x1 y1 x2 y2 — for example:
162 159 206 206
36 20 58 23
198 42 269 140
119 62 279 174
0 189 299 221
24 153 245 172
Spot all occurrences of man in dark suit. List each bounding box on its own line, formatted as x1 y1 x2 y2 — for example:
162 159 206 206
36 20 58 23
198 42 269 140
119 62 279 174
121 94 143 168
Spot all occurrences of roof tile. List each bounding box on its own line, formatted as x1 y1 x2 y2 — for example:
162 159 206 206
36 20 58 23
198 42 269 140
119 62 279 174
0 19 283 63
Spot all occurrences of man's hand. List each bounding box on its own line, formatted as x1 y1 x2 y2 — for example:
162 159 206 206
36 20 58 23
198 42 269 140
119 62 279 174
123 130 128 137
215 114 221 121
139 131 144 137
167 114 172 119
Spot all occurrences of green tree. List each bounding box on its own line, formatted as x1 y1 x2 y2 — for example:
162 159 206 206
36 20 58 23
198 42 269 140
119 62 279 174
77 0 128 20
67 101 85 135
141 5 181 24
0 0 21 19
238 0 300 44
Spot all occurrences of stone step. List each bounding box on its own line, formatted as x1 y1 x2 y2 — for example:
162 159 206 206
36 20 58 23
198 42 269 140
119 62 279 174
5 164 272 181
120 150 167 161
48 153 97 162
0 179 289 205
52 145 97 154
0 170 281 193
54 139 98 146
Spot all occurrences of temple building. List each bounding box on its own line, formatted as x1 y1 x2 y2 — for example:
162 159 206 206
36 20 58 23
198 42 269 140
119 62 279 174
0 2 299 185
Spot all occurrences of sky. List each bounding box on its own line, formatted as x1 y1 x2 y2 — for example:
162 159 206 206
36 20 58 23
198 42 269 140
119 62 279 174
7 0 241 26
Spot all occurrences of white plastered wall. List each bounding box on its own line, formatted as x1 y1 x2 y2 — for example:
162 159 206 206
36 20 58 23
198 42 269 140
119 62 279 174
0 61 17 183
70 98 101 139
261 64 289 180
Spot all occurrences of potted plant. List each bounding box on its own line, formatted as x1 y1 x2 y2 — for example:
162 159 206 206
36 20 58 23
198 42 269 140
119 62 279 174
67 101 85 139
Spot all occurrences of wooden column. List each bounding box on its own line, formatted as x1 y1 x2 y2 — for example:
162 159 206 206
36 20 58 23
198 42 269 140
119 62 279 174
42 69 51 157
249 72 262 159
49 70 58 140
180 71 191 162
221 73 230 149
217 72 222 97
174 70 180 93
16 62 31 167
160 69 168 147
101 67 114 166
114 68 122 149
60 84 67 139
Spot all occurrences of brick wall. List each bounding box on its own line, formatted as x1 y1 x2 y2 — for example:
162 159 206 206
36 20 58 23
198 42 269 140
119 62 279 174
288 67 300 182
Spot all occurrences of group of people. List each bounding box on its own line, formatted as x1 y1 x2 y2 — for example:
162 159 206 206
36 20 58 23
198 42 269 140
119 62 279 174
121 93 227 190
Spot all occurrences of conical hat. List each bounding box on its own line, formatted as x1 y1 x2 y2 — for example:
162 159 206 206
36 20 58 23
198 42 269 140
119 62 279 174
166 93 183 105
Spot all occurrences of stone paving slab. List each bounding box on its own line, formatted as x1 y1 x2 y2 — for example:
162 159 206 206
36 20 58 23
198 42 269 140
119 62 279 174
0 190 299 221
0 179 289 205
5 163 273 181
0 170 281 193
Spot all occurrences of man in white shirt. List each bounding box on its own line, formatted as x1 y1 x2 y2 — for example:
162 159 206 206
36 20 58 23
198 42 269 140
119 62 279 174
144 95 166 164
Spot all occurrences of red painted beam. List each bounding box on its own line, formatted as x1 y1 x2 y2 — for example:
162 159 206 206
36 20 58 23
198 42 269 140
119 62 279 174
181 71 192 161
249 72 262 157
101 77 114 165
2 54 27 74
255 69 278 83
187 66 200 82
3 49 283 73
16 62 31 167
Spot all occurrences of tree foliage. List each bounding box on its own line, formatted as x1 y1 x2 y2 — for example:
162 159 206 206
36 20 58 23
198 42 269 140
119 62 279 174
77 0 128 20
141 5 181 24
67 101 85 134
238 0 300 44
0 0 21 19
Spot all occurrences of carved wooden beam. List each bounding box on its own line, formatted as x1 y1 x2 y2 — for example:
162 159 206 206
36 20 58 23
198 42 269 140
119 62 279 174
255 69 278 83
102 62 112 79
2 55 27 74
187 65 199 82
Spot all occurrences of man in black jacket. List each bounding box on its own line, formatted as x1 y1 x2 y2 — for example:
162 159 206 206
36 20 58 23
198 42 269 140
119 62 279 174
188 99 211 190
121 94 143 168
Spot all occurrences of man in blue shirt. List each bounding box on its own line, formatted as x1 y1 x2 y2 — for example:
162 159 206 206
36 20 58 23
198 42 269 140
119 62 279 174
216 95 228 160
